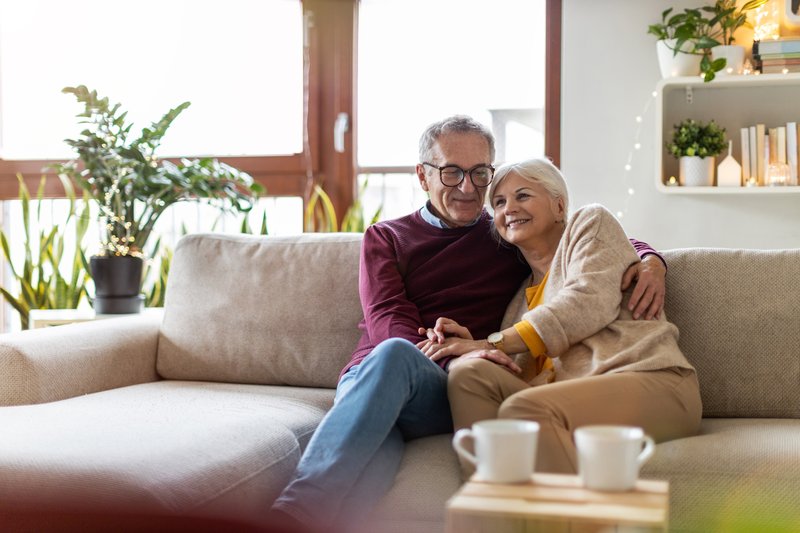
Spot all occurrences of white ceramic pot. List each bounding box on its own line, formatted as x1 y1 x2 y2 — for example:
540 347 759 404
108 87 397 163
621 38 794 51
680 156 715 186
711 45 745 75
656 39 702 78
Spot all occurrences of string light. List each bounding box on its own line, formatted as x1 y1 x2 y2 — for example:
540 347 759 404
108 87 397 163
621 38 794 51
616 87 659 221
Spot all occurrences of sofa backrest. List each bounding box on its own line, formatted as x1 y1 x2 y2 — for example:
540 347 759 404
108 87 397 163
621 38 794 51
156 233 364 389
662 248 800 418
157 235 800 416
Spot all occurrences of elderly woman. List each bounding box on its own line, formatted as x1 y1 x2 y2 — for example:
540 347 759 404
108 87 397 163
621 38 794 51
422 158 702 473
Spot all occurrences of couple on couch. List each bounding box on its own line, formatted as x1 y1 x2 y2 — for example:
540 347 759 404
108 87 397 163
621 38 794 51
269 115 701 532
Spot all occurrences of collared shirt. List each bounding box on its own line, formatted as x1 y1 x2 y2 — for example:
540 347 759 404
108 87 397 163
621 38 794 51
419 200 481 229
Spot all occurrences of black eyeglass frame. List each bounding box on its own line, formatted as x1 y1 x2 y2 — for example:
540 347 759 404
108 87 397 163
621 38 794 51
421 162 496 188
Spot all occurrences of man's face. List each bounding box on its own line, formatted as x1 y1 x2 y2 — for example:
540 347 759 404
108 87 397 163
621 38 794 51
416 132 492 227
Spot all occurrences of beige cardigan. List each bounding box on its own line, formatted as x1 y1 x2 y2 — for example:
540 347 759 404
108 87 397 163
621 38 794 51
500 204 694 384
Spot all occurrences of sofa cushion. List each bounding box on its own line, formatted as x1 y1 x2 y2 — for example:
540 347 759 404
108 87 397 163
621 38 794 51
662 248 800 418
157 233 364 388
641 418 800 532
0 381 333 524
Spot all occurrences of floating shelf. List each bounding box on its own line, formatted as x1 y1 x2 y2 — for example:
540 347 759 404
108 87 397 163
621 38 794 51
656 73 800 194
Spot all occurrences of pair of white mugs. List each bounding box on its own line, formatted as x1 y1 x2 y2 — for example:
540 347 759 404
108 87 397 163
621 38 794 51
452 419 655 491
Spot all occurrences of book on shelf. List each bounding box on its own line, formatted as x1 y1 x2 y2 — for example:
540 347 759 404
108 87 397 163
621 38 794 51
762 65 800 74
743 121 800 186
760 58 800 66
754 37 800 55
749 126 757 180
740 128 750 182
756 123 766 185
757 52 800 60
769 128 778 164
788 122 798 186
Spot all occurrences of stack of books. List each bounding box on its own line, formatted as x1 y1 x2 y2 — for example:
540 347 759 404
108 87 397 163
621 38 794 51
739 122 799 186
753 37 800 74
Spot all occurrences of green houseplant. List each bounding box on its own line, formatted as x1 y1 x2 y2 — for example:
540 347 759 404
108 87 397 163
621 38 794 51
705 0 768 74
0 174 91 329
53 85 263 313
649 7 725 81
649 1 767 81
667 118 727 186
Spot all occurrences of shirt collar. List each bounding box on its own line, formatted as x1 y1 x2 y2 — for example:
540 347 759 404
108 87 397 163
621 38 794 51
420 200 481 229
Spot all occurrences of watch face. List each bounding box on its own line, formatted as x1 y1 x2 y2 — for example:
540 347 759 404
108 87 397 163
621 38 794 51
488 332 503 344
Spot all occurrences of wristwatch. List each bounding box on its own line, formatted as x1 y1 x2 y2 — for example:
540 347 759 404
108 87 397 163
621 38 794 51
487 331 505 352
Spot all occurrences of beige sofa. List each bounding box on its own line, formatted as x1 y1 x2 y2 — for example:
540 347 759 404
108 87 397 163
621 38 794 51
1 233 798 532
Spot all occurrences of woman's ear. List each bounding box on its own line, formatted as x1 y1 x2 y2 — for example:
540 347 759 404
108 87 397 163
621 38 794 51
553 196 566 221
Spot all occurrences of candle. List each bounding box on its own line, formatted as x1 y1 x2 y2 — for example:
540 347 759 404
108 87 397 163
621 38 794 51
766 162 790 186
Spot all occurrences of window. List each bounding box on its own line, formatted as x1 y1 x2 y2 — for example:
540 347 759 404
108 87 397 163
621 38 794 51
357 0 554 220
0 0 561 330
0 0 303 160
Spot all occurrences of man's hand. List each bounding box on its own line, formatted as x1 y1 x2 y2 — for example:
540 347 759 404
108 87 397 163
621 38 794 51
417 317 473 344
621 255 666 320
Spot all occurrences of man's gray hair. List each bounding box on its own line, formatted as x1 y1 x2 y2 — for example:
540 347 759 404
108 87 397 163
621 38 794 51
487 157 570 216
418 115 495 164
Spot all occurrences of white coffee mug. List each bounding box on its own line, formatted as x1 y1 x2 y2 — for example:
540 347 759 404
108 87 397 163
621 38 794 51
452 419 540 483
574 425 655 492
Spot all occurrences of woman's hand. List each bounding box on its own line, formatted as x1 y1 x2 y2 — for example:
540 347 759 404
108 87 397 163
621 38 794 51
447 348 522 374
420 337 486 360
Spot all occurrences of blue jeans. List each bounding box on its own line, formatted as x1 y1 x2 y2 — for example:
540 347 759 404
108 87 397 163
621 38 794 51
271 338 453 530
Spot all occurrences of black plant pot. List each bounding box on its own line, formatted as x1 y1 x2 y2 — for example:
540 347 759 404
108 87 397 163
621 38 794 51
90 255 145 314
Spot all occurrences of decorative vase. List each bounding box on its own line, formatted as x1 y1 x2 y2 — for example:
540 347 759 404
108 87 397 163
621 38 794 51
680 156 715 186
711 45 745 75
90 255 145 314
656 39 702 78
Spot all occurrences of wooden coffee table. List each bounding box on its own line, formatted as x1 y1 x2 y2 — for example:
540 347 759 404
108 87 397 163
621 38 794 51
446 473 668 533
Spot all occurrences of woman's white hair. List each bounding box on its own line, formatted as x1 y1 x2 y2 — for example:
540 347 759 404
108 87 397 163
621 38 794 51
486 157 570 216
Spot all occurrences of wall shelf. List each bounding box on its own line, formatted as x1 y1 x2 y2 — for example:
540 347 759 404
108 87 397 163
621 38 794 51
655 73 800 194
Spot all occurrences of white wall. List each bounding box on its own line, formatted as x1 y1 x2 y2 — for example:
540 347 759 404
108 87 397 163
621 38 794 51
561 0 800 250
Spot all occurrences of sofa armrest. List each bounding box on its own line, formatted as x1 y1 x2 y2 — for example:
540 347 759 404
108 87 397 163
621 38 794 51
0 311 162 406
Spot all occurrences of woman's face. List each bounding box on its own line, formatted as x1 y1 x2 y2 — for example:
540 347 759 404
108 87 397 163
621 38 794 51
491 172 564 248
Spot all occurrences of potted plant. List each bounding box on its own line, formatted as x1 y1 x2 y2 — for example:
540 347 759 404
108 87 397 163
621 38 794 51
54 86 263 314
667 118 727 186
648 7 726 81
705 0 768 75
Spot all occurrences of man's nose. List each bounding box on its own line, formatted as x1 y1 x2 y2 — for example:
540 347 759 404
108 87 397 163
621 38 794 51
458 175 476 193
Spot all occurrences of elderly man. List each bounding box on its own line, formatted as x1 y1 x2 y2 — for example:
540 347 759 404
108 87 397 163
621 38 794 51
269 115 666 531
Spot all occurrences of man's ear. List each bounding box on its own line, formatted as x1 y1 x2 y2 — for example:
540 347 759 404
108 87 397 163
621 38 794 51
416 164 430 192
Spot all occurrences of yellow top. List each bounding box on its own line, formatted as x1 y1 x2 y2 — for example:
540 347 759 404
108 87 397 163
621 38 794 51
513 271 554 378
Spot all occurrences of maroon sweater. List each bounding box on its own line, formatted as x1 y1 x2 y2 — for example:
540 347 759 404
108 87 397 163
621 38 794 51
344 210 530 377
343 209 663 378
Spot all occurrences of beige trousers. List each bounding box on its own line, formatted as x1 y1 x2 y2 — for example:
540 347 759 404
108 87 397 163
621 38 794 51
448 358 702 474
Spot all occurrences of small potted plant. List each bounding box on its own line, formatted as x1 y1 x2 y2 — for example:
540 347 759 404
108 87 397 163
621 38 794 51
648 7 725 81
706 0 768 75
54 86 263 314
667 118 727 186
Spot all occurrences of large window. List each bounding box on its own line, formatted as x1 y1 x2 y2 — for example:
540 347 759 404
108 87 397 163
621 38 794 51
0 0 303 160
0 0 561 331
357 0 552 220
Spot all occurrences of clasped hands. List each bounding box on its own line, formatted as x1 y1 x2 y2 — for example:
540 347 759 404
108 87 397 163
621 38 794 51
416 318 521 374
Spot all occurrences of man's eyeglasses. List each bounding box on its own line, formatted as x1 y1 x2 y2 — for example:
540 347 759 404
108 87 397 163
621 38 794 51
421 162 495 188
